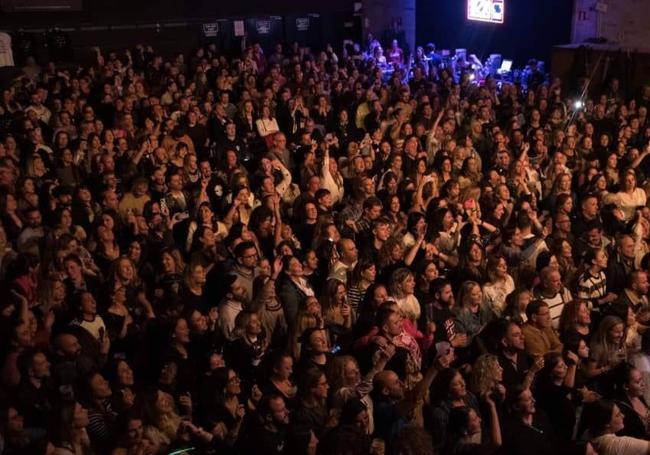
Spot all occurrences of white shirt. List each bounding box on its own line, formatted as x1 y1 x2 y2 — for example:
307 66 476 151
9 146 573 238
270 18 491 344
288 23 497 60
71 316 107 341
219 299 243 341
592 434 649 455
610 188 647 221
256 118 280 137
483 275 515 316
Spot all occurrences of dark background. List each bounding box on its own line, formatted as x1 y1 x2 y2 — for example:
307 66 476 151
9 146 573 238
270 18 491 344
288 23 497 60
1 0 577 68
0 0 356 25
0 0 360 65
416 0 575 66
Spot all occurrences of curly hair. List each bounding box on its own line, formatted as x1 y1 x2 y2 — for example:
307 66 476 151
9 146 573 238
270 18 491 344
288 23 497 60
468 354 501 396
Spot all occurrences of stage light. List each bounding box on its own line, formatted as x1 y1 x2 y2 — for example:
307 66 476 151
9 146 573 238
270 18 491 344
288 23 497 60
574 100 584 110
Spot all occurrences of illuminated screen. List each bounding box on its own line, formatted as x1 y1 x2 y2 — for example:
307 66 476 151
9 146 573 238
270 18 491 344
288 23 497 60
467 0 504 24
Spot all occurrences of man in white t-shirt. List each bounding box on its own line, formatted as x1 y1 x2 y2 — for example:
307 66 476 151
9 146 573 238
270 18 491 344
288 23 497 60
533 266 572 328
70 291 108 342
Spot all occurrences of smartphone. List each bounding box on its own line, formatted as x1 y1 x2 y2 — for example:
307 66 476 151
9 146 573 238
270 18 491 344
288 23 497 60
331 345 341 354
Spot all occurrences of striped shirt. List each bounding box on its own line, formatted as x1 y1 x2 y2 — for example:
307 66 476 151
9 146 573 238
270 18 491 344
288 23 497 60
577 269 607 309
534 287 572 328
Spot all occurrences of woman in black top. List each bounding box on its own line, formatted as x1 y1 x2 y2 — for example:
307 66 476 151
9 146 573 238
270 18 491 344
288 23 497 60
613 363 650 439
502 385 557 455
225 309 269 395
262 351 298 410
559 299 592 346
534 351 580 442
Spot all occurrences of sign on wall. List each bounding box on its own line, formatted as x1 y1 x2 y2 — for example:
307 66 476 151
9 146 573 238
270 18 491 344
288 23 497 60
296 18 310 31
202 23 219 38
256 20 272 34
234 20 245 37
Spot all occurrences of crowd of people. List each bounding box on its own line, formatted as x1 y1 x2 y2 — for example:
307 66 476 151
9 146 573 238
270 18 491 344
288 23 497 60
2 34 650 455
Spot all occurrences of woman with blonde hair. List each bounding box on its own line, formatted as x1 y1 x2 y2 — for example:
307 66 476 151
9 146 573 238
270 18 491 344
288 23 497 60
142 388 182 447
38 277 66 314
326 348 393 435
586 316 627 394
454 281 494 345
389 267 420 324
459 185 482 208
469 354 505 398
179 260 207 312
608 169 647 221
110 256 154 320
228 310 269 391
483 254 515 317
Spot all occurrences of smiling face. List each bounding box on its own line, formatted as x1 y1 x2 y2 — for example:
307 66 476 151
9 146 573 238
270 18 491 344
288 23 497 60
174 318 190 344
344 359 361 386
400 273 415 295
609 323 625 344
533 304 552 329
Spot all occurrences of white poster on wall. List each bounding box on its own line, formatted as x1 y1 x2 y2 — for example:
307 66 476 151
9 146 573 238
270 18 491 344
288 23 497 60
234 20 245 37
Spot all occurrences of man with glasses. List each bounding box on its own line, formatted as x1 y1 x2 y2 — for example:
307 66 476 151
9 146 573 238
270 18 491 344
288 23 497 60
231 240 259 303
521 300 563 358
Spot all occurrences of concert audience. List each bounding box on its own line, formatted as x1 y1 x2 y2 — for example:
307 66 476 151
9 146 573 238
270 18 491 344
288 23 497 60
3 32 650 455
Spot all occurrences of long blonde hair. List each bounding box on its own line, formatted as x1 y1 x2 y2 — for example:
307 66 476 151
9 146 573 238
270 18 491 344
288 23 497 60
144 389 181 441
456 280 482 314
469 354 501 396
590 315 626 367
